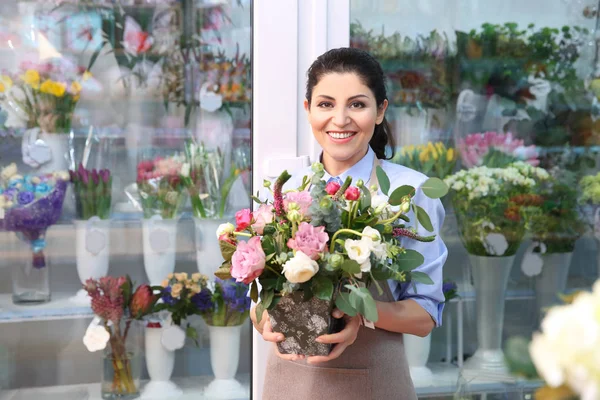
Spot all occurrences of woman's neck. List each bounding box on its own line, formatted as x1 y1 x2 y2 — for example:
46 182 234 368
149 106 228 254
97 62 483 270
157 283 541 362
321 147 369 177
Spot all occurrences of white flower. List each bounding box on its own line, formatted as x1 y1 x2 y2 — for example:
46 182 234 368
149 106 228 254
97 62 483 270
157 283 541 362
282 251 319 283
53 170 70 181
361 227 387 261
216 222 235 238
344 239 371 264
83 325 110 352
1 163 17 181
360 259 371 273
180 163 190 178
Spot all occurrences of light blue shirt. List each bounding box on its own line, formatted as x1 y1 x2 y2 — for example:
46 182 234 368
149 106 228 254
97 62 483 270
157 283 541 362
283 147 448 326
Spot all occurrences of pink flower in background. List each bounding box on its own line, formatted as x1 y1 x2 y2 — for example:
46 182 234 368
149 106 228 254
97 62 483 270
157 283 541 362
325 181 341 195
252 204 274 234
344 186 360 201
287 222 329 260
235 208 253 231
123 16 153 56
284 191 312 217
458 132 539 168
231 236 265 284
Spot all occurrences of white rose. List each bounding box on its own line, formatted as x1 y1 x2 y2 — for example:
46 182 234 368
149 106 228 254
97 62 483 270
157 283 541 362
180 163 190 178
282 251 319 283
83 325 110 352
216 222 235 238
345 239 371 264
1 163 17 181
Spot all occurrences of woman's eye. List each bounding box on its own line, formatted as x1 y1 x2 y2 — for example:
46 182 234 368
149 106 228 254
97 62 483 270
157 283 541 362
350 102 365 108
317 102 333 108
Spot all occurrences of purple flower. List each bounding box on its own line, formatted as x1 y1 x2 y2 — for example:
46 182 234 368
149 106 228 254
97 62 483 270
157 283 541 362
161 286 177 305
191 288 214 312
91 169 99 185
3 187 17 200
99 169 110 184
442 281 457 293
17 191 35 205
81 169 89 185
217 278 250 313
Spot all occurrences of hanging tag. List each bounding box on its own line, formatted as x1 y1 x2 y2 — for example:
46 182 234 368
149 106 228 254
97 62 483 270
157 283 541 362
199 82 223 112
456 89 477 122
483 233 508 256
85 216 106 256
161 324 186 351
521 242 546 277
83 316 110 352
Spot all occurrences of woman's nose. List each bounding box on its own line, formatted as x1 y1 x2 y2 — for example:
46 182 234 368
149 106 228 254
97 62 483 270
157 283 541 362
332 107 349 127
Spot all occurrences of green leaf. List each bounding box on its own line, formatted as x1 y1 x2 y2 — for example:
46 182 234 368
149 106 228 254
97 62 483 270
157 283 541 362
376 166 390 195
341 259 361 275
395 249 425 271
411 271 434 285
312 276 334 301
186 325 199 347
250 281 259 303
360 185 371 211
335 292 357 317
358 288 378 323
255 302 265 323
370 265 393 280
260 290 274 309
219 240 237 262
421 177 448 199
389 185 415 206
415 205 434 232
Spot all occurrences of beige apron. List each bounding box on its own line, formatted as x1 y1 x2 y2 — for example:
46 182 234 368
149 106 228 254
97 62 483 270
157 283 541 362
262 158 417 400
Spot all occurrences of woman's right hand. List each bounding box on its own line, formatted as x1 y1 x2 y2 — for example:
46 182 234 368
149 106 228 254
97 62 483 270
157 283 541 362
250 304 305 362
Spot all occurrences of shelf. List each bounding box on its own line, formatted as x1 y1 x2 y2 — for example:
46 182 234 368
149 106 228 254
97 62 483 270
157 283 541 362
0 374 250 400
0 292 92 324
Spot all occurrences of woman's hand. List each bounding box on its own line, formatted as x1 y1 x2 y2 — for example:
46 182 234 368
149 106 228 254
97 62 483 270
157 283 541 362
306 308 361 364
250 304 305 362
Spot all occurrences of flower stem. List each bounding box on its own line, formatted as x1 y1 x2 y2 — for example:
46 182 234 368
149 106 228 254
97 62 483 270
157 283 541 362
233 231 252 237
329 229 366 253
380 209 410 225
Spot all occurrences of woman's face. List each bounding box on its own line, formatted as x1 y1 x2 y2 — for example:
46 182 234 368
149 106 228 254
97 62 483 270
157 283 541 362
304 72 387 173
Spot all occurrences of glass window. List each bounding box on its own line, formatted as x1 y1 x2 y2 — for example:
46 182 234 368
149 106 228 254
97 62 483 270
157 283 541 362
0 1 251 398
351 0 599 397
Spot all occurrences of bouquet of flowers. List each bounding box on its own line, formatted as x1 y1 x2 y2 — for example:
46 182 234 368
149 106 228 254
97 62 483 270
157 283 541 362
391 142 457 180
83 276 158 398
444 162 549 256
0 163 69 267
458 132 539 168
182 141 240 219
136 155 187 219
0 59 92 132
504 280 600 400
215 163 447 355
195 278 251 327
70 163 112 220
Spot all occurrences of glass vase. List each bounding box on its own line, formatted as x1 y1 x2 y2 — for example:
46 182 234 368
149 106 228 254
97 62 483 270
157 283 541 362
11 230 50 304
102 320 143 399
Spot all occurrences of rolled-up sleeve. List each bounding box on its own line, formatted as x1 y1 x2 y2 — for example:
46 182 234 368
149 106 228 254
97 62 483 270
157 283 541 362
388 188 448 326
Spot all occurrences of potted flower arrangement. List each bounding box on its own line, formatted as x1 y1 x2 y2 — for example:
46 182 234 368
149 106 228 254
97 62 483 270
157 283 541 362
82 276 158 399
391 142 457 181
0 163 69 304
136 154 187 286
69 163 113 305
444 161 549 373
215 162 447 356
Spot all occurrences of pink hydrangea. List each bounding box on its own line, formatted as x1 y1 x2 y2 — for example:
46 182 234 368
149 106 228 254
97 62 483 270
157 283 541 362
283 191 312 217
252 204 274 234
231 237 266 284
287 222 329 260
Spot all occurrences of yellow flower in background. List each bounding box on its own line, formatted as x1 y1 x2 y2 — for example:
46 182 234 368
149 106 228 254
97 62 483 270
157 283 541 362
191 273 203 283
191 284 201 294
70 81 82 94
21 70 40 89
0 75 13 92
171 283 183 298
174 272 188 282
447 148 455 162
161 279 169 287
0 82 4 93
40 80 66 98
427 142 439 160
82 71 92 81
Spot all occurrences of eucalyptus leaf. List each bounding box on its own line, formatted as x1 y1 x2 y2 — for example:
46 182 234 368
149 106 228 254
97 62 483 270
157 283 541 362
341 259 361 274
411 271 434 285
415 205 434 232
421 177 448 199
395 249 425 271
260 290 274 309
389 185 415 206
376 166 390 195
312 276 334 301
219 240 237 262
335 292 357 317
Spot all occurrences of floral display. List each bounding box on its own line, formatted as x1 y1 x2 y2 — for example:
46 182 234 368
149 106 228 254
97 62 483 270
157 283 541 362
83 276 158 397
444 162 549 256
0 163 69 267
579 172 600 205
194 48 251 105
0 59 93 132
70 163 112 220
136 155 187 219
391 142 457 180
458 132 539 168
215 162 447 350
195 278 251 327
442 279 459 303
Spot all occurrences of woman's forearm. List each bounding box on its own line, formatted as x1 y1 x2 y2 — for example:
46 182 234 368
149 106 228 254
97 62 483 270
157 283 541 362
374 299 435 337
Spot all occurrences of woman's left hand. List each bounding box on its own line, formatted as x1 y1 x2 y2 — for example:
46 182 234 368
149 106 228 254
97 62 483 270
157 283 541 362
306 308 361 364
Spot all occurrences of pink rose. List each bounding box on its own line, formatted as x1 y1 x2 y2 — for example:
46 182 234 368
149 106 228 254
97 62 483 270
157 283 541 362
287 222 329 260
235 208 253 231
284 191 312 217
231 237 266 284
219 233 236 246
325 181 341 195
344 186 360 201
252 204 274 235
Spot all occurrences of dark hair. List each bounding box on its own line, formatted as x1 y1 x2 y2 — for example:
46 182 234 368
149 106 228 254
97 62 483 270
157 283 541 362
305 47 394 160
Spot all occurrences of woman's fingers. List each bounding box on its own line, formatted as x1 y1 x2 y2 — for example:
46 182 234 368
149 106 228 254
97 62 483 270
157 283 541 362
306 341 349 364
263 319 306 361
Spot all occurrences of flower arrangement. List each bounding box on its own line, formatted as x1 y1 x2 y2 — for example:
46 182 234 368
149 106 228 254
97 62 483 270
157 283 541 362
196 278 251 327
444 162 549 256
136 155 187 219
194 48 251 106
214 162 447 353
391 142 457 180
83 276 158 397
182 141 241 219
0 163 69 267
579 172 600 205
504 280 600 400
458 132 539 168
70 163 112 220
0 59 92 132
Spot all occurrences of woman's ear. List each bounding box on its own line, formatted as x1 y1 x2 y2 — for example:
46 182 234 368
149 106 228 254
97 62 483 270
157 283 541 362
304 98 310 114
376 99 388 124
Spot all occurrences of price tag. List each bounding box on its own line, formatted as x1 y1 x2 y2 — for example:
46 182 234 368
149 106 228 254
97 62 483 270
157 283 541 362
161 325 186 351
484 233 508 256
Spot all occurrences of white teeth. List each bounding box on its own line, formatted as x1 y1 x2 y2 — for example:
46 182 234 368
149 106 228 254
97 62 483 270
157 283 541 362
328 132 355 139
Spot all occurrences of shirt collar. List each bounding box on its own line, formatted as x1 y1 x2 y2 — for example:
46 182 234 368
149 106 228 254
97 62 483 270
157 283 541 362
321 147 375 184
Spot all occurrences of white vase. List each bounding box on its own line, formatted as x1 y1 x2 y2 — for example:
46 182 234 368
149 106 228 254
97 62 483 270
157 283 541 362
22 129 71 173
390 107 434 146
141 325 182 399
194 217 231 279
404 333 433 386
70 218 111 306
204 325 246 399
535 252 573 322
142 217 178 286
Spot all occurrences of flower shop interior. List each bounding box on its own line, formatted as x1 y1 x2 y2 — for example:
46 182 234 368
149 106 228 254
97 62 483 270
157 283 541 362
1 1 599 400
